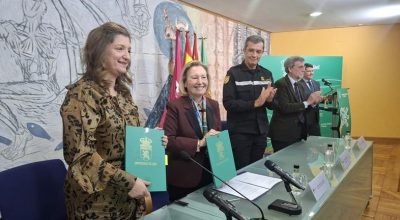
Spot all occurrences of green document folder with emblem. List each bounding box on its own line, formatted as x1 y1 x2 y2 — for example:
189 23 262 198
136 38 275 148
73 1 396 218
206 130 237 188
125 126 166 191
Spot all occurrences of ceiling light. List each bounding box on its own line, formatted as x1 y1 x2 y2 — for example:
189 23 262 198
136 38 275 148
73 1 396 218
366 5 400 18
309 12 322 17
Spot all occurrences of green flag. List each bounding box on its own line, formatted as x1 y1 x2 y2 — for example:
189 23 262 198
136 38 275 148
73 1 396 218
337 88 351 137
200 37 207 65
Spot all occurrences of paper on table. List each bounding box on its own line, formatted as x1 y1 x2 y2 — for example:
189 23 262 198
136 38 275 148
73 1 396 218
232 172 282 189
217 172 282 200
217 180 267 201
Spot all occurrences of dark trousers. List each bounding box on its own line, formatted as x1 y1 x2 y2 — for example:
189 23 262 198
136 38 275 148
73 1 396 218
230 133 267 170
272 122 307 152
271 139 299 152
307 124 321 136
167 162 212 202
306 108 321 136
168 184 200 202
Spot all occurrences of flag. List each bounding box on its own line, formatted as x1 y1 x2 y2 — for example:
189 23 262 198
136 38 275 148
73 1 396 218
158 29 183 127
184 31 193 65
169 30 183 100
192 32 199 61
144 74 172 128
200 37 207 65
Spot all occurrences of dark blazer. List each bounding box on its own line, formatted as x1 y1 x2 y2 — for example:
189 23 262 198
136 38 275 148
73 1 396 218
164 96 221 188
300 79 321 136
269 75 308 142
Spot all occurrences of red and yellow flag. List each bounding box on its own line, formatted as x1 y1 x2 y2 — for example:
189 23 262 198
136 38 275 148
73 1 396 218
184 31 193 65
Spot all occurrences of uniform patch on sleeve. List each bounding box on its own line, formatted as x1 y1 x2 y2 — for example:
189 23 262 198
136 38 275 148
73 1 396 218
261 76 271 82
224 75 230 84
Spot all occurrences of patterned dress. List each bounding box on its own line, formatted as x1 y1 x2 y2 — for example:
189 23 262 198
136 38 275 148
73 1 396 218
60 77 145 219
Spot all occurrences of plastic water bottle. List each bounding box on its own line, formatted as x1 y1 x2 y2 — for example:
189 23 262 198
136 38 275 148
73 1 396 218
344 131 352 149
324 144 335 168
291 164 307 196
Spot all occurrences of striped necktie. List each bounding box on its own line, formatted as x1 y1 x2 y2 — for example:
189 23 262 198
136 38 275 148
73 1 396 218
307 81 314 92
294 82 303 101
294 82 305 123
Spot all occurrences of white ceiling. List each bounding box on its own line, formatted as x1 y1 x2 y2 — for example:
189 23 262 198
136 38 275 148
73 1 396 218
178 0 400 32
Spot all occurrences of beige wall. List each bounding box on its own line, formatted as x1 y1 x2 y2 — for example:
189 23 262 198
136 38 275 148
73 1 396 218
270 24 400 138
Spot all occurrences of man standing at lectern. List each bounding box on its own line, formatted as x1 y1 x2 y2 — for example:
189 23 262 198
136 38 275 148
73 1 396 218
300 63 321 136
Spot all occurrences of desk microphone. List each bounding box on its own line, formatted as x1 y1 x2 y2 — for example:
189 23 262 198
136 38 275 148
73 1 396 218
203 188 248 220
179 150 266 220
264 160 305 190
264 160 304 215
321 78 332 86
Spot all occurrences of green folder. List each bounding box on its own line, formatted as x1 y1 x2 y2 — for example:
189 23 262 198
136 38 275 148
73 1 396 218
125 126 166 191
206 130 237 188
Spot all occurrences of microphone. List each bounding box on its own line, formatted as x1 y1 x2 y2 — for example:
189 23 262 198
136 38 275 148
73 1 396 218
321 78 332 86
264 160 305 190
203 188 248 220
179 150 193 160
179 150 266 220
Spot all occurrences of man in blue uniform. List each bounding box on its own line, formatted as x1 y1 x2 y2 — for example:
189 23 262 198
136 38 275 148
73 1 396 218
223 35 277 170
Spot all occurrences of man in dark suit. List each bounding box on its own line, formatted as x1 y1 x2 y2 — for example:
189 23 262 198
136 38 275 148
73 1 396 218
300 63 321 136
269 56 322 152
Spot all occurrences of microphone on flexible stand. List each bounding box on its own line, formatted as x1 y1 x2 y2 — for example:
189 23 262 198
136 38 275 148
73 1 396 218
320 78 336 108
321 78 332 86
203 188 248 220
321 78 334 95
179 150 266 220
264 160 304 190
264 160 303 215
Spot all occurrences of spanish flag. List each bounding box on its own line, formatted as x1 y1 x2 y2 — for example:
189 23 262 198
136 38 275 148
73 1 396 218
184 31 193 65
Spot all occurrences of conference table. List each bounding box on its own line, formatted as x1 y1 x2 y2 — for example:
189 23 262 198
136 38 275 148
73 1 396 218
142 136 373 220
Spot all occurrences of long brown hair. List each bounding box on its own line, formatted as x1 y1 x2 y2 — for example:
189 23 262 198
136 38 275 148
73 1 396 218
82 21 132 96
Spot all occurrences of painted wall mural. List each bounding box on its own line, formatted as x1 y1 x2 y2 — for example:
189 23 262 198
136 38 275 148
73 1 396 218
0 0 269 171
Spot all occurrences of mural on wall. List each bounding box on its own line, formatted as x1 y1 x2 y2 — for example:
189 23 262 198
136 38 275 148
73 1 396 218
0 0 270 171
0 0 83 170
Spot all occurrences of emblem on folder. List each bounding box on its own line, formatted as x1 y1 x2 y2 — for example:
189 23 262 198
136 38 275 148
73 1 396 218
140 137 153 161
216 140 225 161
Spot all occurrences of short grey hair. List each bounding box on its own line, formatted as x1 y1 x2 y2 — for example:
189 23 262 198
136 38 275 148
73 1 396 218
244 35 264 50
284 56 305 73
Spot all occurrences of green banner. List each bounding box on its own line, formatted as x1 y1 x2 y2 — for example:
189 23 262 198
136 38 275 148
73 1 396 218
259 56 343 138
337 88 351 137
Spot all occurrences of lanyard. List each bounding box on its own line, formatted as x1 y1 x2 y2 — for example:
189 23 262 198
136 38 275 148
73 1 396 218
191 97 208 135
